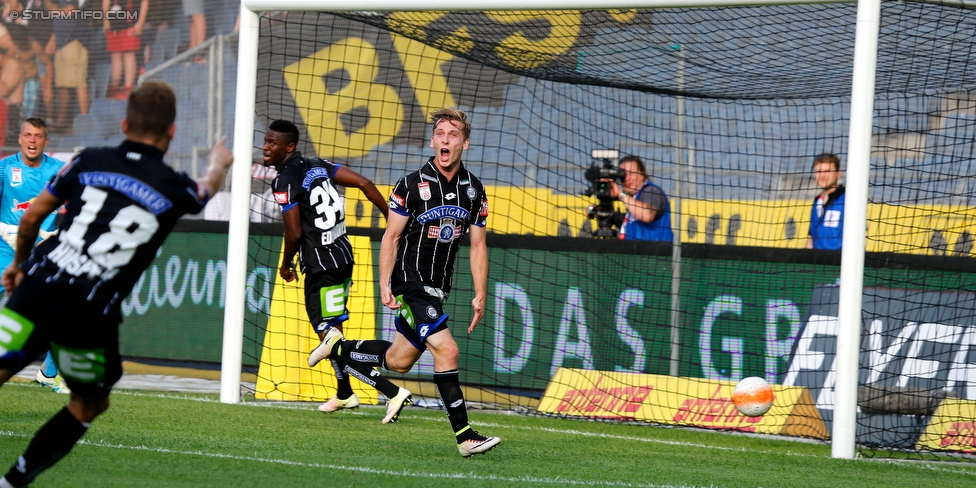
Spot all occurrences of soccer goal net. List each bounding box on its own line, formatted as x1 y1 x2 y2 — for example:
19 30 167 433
231 2 976 460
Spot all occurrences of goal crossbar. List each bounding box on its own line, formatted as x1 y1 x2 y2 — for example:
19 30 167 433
241 0 855 11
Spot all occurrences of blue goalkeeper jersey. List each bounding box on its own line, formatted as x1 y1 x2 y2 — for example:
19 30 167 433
0 152 65 267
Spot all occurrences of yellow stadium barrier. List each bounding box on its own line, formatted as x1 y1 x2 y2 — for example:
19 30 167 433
344 185 976 255
255 236 380 403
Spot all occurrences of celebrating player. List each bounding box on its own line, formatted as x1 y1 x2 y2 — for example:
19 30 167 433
263 119 411 419
310 108 501 457
0 81 233 488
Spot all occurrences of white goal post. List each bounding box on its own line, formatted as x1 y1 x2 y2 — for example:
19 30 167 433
223 0 879 460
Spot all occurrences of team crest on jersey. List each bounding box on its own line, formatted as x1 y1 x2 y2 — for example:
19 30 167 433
466 187 477 200
427 218 461 243
418 182 431 201
426 306 438 319
438 223 456 242
274 192 289 205
10 167 22 186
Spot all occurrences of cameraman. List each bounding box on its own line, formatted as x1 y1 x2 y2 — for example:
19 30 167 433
607 155 673 242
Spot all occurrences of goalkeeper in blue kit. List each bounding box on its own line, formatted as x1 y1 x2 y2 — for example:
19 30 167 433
0 118 67 392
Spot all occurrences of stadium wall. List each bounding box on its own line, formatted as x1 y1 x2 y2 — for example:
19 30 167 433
120 223 976 394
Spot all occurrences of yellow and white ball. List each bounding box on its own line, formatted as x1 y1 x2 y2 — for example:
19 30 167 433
733 376 774 417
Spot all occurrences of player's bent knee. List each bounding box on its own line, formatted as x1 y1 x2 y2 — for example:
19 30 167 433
389 364 412 374
441 347 459 365
385 358 413 374
428 340 459 366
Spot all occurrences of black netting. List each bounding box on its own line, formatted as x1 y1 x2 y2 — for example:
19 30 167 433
239 5 976 461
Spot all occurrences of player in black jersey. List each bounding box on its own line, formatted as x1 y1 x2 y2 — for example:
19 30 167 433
262 120 411 422
0 81 233 488
314 108 500 457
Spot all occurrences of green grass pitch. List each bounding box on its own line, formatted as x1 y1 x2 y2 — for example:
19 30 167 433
1 382 974 487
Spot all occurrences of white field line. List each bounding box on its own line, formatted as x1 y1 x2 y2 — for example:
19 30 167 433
0 429 698 488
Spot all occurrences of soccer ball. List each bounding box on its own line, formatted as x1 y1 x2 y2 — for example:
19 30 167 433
733 376 774 417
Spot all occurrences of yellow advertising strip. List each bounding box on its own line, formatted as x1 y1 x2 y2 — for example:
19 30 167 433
538 368 828 440
345 186 976 256
916 399 976 453
255 236 379 404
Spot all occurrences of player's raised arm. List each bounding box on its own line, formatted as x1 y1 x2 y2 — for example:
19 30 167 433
196 137 234 198
334 166 389 220
467 224 488 334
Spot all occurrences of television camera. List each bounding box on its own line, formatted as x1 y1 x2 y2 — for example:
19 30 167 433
583 149 625 238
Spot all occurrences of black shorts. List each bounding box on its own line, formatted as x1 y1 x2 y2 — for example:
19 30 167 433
0 276 123 399
304 264 353 333
390 279 449 351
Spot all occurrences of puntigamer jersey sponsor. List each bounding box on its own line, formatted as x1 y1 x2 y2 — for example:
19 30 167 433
26 141 209 314
271 152 353 274
389 158 488 292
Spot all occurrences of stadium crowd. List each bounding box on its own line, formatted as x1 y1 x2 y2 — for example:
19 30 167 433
0 0 239 141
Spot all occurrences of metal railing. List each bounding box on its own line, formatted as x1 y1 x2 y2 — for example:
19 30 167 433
139 31 237 178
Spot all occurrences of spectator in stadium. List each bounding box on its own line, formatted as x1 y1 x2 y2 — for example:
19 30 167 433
4 0 55 120
0 118 66 392
606 155 673 242
0 81 233 488
309 108 501 458
51 0 94 133
17 24 51 120
0 24 26 142
0 0 22 29
182 0 205 59
806 152 845 250
103 0 149 100
261 119 410 417
141 0 179 68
